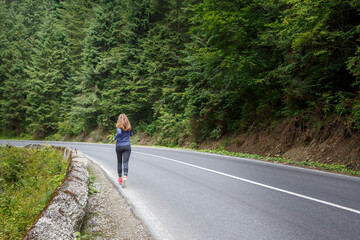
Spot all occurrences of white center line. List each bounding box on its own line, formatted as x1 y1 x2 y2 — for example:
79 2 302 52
134 151 360 215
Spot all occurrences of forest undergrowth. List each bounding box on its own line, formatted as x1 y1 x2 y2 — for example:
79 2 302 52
39 113 360 177
131 111 359 176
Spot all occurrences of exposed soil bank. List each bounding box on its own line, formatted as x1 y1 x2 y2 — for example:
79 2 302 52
199 116 360 172
135 116 360 173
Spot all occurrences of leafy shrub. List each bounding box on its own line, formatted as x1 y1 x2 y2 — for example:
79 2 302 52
352 100 360 130
209 126 222 140
0 146 67 239
58 121 83 136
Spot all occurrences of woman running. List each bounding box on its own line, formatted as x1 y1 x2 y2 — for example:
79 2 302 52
113 113 133 187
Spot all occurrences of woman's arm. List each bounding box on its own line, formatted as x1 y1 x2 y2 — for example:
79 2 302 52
113 128 122 140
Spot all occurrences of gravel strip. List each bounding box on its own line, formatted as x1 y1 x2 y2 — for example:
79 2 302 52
81 160 153 240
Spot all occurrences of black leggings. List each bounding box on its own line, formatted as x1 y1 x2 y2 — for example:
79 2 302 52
116 145 131 177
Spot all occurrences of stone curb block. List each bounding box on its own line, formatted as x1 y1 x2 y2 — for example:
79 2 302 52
23 149 89 240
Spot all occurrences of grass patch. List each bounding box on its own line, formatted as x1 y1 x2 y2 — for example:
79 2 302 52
0 145 67 239
199 149 360 176
0 134 34 140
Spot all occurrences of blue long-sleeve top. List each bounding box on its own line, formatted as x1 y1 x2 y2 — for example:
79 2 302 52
113 128 133 146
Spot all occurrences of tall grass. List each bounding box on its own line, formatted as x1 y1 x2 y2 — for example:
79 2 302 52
0 145 67 239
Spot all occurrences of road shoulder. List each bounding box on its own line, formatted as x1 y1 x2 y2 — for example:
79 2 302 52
80 160 153 239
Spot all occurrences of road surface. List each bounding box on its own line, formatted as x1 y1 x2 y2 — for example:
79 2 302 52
1 140 360 240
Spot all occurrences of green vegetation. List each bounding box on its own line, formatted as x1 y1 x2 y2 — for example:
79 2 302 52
88 173 99 196
0 0 359 144
75 231 96 240
77 170 101 240
199 149 360 176
0 146 67 239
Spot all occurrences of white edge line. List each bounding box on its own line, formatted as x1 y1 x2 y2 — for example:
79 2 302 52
83 153 175 240
3 141 357 180
134 151 360 215
133 146 360 181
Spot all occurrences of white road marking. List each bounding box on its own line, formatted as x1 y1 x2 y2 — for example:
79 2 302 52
134 151 360 215
84 153 175 240
3 140 358 216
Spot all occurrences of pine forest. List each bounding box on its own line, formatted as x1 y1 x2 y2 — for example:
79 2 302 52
1 0 360 147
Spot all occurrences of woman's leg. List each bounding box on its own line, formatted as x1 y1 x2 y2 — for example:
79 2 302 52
116 146 123 177
122 145 131 176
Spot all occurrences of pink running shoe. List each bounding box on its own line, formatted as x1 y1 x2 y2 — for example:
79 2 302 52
118 177 123 184
123 176 127 188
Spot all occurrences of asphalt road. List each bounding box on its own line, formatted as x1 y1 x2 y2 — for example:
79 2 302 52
1 140 360 240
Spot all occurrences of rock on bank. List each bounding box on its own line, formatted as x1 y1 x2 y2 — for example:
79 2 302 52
23 150 89 240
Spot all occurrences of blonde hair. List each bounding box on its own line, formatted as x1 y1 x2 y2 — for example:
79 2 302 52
116 114 131 131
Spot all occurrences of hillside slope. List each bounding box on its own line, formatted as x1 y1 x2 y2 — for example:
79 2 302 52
198 116 360 172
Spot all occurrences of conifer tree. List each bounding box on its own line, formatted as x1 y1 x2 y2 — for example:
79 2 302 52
0 1 32 135
69 1 111 133
57 0 92 134
25 6 70 137
105 0 152 124
0 0 7 134
135 0 193 140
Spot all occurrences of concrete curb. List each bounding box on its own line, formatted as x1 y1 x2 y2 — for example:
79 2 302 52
23 148 89 240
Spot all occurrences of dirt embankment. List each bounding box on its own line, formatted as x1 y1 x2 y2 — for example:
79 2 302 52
200 116 360 172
